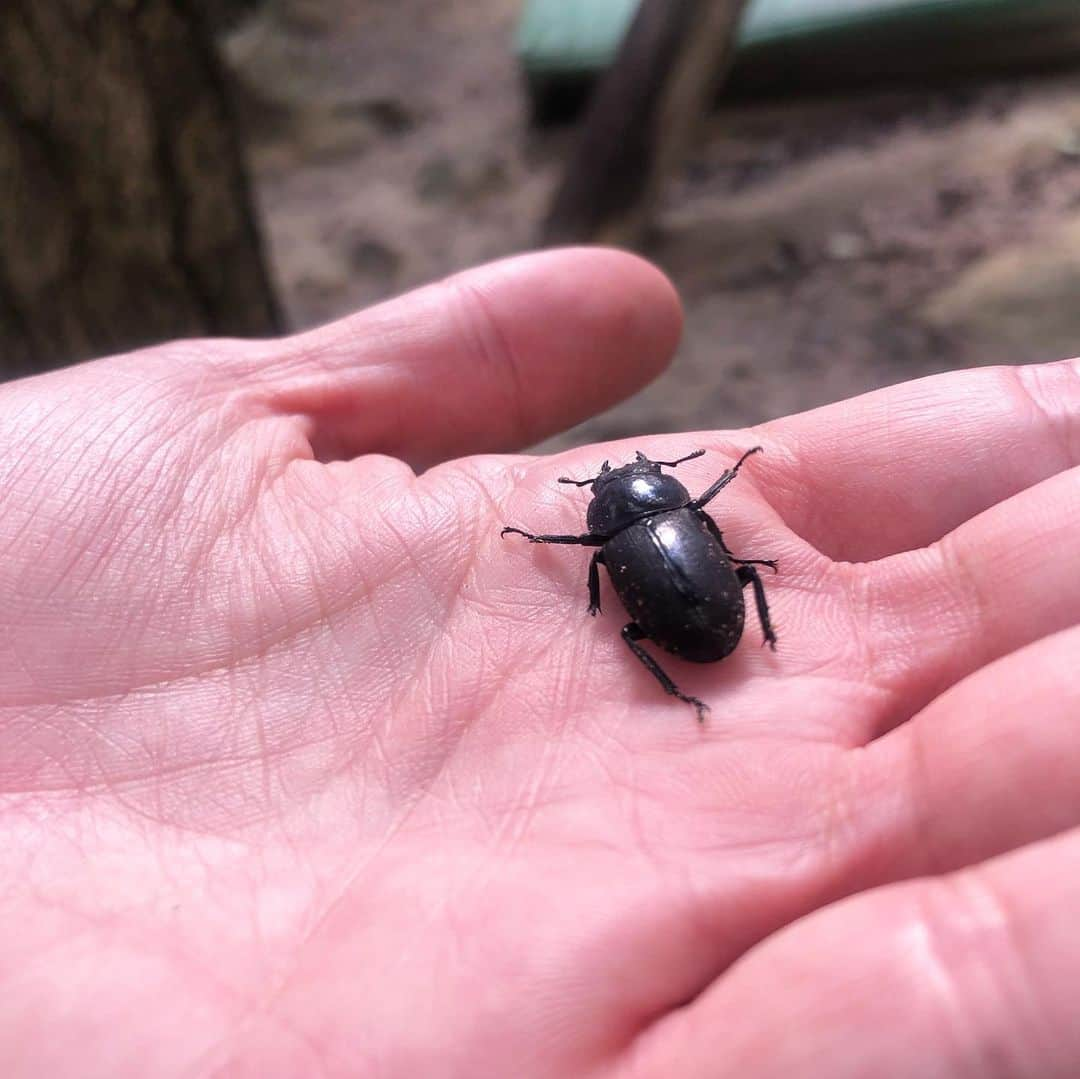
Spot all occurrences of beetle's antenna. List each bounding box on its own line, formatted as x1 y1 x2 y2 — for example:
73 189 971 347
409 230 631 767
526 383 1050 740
650 449 706 469
558 459 610 487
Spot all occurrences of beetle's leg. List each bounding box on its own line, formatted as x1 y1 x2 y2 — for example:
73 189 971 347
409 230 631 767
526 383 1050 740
621 623 709 723
690 446 763 509
737 565 778 650
731 557 778 570
587 550 605 616
501 527 606 546
699 512 778 572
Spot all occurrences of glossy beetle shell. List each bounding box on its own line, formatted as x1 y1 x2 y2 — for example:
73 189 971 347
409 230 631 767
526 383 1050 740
602 509 744 662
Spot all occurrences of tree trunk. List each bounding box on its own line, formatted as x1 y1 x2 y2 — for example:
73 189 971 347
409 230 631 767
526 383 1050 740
0 0 282 377
542 0 750 249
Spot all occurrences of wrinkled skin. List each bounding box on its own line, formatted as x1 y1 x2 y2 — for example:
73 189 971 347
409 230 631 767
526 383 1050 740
2 249 1080 1078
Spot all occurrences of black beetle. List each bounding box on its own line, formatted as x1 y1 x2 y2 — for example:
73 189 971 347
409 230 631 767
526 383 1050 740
502 447 777 721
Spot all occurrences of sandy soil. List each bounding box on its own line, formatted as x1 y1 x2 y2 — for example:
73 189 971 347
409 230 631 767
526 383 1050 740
224 1 1080 452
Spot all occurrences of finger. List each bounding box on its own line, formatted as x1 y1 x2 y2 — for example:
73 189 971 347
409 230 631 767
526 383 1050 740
758 358 1080 562
628 827 1080 1078
227 248 682 469
856 625 1080 889
856 463 1080 736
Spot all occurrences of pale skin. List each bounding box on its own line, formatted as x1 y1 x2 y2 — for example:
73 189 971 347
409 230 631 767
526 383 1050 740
1 248 1079 1077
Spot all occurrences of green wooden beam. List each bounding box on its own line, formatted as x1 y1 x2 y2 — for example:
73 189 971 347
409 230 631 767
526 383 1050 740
518 0 1080 121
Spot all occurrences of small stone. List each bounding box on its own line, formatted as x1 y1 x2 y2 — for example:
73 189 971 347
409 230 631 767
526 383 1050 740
825 231 866 261
1056 131 1080 159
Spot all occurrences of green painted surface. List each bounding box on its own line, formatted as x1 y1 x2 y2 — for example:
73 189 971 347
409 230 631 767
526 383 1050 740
517 0 1080 75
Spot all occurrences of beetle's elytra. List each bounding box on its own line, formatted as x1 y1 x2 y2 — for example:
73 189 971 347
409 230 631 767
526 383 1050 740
502 447 777 722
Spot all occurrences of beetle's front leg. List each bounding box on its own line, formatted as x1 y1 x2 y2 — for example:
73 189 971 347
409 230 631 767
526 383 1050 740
587 550 605 616
690 446 763 509
737 564 778 650
501 527 606 546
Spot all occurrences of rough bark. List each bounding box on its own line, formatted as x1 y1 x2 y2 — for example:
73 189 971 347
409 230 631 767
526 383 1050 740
0 0 281 377
542 0 750 248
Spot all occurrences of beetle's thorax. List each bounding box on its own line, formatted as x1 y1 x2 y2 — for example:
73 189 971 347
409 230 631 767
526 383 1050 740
586 463 690 534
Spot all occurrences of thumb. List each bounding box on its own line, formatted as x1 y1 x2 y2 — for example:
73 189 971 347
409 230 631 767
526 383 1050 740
218 247 683 468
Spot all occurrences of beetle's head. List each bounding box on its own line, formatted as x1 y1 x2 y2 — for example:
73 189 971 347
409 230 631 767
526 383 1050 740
582 452 692 533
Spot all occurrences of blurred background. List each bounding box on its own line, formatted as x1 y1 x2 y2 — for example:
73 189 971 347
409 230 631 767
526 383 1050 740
3 0 1080 451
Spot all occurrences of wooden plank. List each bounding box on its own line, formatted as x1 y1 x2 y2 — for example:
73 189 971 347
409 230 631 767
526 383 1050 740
542 0 750 247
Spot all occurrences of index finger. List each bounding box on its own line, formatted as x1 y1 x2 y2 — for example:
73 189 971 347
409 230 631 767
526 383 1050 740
758 358 1080 563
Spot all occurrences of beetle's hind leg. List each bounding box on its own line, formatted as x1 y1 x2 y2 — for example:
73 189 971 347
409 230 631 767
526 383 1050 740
621 623 709 723
737 565 777 650
587 550 604 616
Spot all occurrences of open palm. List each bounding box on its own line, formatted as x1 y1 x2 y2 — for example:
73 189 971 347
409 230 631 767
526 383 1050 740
2 249 1079 1078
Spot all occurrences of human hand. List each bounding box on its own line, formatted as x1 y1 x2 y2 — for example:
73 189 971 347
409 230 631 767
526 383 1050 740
1 248 1078 1077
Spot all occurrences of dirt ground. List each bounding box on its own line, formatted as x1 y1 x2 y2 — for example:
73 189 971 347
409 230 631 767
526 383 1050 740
223 0 1080 452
